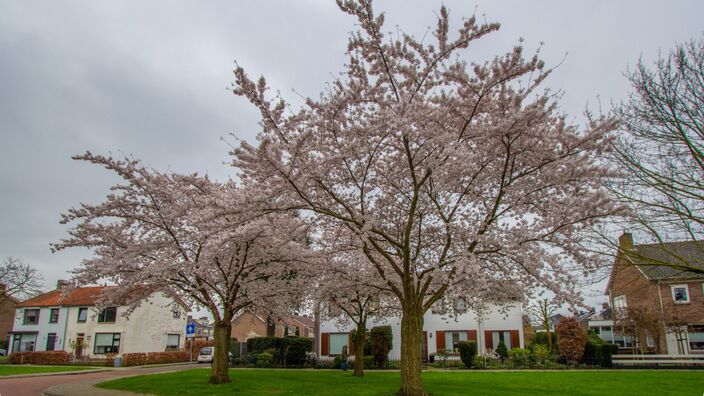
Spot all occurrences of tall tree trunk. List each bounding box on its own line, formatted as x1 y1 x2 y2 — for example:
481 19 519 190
266 316 276 337
399 307 425 396
353 322 366 377
209 320 232 384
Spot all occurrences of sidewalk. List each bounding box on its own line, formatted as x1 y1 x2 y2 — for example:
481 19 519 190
41 363 197 396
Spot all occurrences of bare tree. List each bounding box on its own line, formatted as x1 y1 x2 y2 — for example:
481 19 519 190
0 257 44 304
526 299 558 351
607 37 704 274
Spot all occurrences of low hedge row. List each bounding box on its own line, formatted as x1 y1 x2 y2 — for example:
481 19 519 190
9 351 71 365
121 351 189 366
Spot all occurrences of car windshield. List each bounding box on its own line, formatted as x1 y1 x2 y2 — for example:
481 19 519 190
199 348 212 356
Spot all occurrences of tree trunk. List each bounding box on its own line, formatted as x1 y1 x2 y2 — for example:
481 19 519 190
209 320 232 384
399 307 425 396
353 322 366 377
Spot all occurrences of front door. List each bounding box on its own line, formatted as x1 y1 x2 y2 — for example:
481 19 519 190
74 335 84 359
421 331 428 362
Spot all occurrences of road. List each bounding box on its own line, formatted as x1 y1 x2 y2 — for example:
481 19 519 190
0 363 198 396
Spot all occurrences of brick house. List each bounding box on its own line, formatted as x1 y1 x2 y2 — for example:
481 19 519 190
606 232 704 354
230 311 314 342
0 284 20 347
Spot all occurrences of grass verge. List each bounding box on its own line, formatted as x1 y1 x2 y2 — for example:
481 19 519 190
98 368 704 395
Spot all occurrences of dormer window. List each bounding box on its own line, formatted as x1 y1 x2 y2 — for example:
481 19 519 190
671 285 690 304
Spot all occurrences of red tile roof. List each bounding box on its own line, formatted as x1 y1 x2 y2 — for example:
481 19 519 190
19 286 109 307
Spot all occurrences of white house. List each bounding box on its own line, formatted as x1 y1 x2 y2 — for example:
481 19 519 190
318 301 523 360
9 281 188 358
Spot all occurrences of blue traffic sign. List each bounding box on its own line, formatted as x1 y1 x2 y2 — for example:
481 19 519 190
186 323 196 337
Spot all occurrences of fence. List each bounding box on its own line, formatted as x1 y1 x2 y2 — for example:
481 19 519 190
613 354 704 368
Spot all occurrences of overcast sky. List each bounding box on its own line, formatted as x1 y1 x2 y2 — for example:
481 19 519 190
1 0 702 310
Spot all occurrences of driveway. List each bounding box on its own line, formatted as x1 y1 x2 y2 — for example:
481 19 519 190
0 363 199 396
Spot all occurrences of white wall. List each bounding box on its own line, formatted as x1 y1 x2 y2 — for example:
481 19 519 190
319 303 523 359
63 292 186 357
124 292 186 354
10 306 69 352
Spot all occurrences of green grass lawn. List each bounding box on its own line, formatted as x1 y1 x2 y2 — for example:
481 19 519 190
98 368 704 395
0 365 95 376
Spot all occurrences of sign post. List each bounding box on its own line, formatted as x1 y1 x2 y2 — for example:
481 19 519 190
186 323 196 368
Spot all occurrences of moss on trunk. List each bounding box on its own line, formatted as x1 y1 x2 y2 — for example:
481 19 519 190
353 322 366 377
209 320 231 384
399 308 425 396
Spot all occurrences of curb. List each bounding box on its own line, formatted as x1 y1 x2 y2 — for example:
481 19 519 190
0 368 112 379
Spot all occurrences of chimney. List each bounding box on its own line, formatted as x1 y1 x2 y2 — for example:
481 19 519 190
56 280 70 290
618 232 634 251
0 283 6 293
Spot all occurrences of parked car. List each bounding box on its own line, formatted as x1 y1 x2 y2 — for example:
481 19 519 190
0 348 6 356
197 347 233 363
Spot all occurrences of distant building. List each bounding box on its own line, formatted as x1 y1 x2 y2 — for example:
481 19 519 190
318 299 523 360
230 311 314 341
606 232 704 354
187 316 214 340
0 284 19 347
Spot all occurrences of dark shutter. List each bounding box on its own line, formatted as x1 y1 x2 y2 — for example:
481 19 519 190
321 333 329 355
484 331 493 350
468 330 477 342
510 330 520 349
436 331 445 351
349 333 355 355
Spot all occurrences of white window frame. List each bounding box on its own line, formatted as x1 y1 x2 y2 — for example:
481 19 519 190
613 295 627 310
670 284 690 304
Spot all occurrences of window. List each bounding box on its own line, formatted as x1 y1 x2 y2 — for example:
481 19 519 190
613 331 635 348
77 307 88 322
23 309 40 325
94 333 120 354
671 285 690 304
445 331 468 353
329 333 348 355
11 333 37 352
455 298 467 312
166 334 180 351
688 325 704 352
97 307 117 323
613 295 627 311
491 331 512 349
431 300 445 314
46 333 57 351
646 334 655 348
49 308 60 324
590 326 614 343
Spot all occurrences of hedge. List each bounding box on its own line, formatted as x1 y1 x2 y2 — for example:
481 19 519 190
9 351 71 365
246 337 313 365
121 351 189 366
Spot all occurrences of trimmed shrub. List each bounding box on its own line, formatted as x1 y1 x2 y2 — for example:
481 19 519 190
370 325 392 369
508 348 530 367
9 351 71 365
285 339 308 366
457 341 477 368
256 351 273 368
532 344 551 364
121 351 189 366
530 332 558 353
555 317 587 364
247 336 313 365
495 340 508 360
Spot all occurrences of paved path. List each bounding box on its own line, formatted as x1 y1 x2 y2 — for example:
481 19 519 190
0 363 199 396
